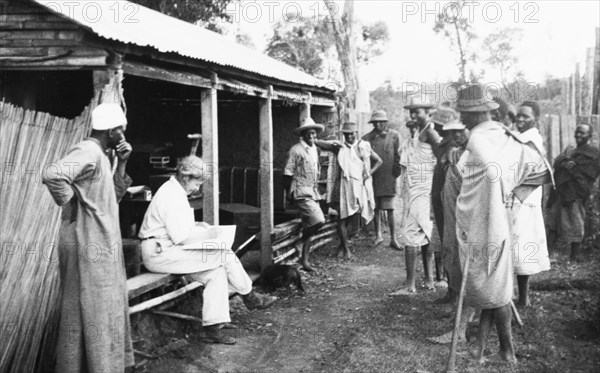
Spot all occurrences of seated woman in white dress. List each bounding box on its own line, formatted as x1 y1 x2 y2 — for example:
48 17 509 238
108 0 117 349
139 156 276 344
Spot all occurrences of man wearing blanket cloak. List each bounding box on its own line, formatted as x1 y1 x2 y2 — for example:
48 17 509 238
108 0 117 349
454 84 550 364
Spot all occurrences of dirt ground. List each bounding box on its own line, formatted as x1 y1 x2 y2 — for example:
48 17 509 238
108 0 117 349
132 223 600 373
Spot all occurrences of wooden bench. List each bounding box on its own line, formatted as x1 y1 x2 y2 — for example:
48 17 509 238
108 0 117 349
127 271 261 315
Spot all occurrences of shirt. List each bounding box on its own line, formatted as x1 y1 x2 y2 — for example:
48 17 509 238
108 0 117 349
284 139 321 200
139 176 195 244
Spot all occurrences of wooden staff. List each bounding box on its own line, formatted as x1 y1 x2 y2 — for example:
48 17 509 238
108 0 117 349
446 249 471 373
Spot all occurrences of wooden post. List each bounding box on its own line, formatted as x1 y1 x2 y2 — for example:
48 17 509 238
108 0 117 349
259 86 274 269
201 74 219 224
593 27 600 115
582 48 595 116
549 115 561 161
300 93 311 123
575 63 581 116
569 74 576 115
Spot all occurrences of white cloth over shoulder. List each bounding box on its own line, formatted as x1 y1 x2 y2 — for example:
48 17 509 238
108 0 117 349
337 140 375 223
507 128 551 275
399 124 436 246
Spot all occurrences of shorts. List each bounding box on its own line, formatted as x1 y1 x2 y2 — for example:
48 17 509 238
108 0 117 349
375 196 395 210
296 198 326 229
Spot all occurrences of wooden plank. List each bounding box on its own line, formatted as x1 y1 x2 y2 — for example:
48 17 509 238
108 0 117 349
575 63 581 116
259 85 274 269
593 28 600 115
126 273 175 300
201 80 219 225
122 61 212 88
591 115 600 147
582 47 595 116
129 281 203 314
548 115 561 161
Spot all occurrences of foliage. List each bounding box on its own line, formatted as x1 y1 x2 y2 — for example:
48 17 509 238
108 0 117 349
130 0 233 33
357 21 390 65
482 28 524 100
265 11 389 80
265 17 336 78
432 0 479 83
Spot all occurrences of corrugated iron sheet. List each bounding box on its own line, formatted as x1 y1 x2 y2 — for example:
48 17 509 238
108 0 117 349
34 0 334 92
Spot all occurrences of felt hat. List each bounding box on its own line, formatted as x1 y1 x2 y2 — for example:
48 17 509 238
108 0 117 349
442 119 466 131
403 96 435 110
91 103 127 131
341 122 358 133
455 84 499 112
430 106 459 126
294 117 324 136
368 110 389 123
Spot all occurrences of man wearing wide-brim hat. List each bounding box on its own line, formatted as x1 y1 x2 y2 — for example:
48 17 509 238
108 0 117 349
284 117 327 271
452 83 551 364
389 96 440 296
42 103 135 372
362 109 402 249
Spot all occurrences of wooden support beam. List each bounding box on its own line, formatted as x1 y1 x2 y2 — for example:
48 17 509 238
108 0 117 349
201 83 219 224
259 85 274 269
300 102 311 123
122 61 211 88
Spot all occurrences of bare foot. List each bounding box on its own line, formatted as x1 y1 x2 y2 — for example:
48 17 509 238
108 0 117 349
301 261 315 272
388 287 417 296
423 281 436 291
373 236 384 246
515 299 530 308
342 251 353 260
390 241 402 251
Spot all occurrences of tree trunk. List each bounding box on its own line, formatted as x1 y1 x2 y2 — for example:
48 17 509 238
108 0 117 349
324 0 358 117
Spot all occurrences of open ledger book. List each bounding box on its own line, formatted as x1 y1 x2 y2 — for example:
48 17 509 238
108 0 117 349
179 223 237 250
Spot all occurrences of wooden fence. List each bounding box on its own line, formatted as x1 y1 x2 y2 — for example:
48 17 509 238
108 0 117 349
542 27 600 161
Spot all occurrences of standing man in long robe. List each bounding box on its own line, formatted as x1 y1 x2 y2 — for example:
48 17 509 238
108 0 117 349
455 84 550 364
362 110 402 249
336 122 383 258
509 101 552 308
390 97 439 295
43 103 134 373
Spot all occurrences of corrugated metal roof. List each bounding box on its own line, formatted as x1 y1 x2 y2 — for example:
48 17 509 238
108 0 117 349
34 0 335 92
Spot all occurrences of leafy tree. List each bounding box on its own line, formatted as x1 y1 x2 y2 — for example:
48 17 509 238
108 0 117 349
266 0 388 116
265 17 336 77
483 28 524 98
433 0 478 83
131 0 233 32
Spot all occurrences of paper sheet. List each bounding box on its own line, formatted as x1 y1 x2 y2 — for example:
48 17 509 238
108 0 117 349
179 225 237 250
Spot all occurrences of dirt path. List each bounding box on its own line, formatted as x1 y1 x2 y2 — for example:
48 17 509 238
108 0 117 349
138 227 600 373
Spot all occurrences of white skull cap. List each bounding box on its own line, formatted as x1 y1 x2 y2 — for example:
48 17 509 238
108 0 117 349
92 103 127 130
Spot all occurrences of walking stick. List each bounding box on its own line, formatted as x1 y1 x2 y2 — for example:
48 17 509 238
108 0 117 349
446 249 471 373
